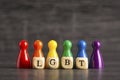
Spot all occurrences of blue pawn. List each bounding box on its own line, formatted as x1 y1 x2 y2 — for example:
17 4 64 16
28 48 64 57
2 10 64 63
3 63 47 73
77 40 87 57
76 40 88 69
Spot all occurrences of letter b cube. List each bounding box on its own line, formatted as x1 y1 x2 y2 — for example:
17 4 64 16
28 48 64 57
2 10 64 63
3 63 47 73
61 57 73 69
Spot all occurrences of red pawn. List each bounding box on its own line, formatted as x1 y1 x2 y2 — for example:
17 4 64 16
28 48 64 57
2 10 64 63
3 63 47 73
17 40 31 68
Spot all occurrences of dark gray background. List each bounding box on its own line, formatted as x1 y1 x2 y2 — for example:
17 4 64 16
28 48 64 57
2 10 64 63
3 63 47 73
0 0 120 80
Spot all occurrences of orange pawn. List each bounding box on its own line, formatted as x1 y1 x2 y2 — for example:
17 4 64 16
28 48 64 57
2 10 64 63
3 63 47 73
32 40 45 69
16 40 31 68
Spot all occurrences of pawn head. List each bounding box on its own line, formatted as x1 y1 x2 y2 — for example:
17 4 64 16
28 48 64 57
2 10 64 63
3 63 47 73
78 40 86 49
19 40 28 49
92 40 101 49
34 40 43 49
48 40 57 49
63 40 72 49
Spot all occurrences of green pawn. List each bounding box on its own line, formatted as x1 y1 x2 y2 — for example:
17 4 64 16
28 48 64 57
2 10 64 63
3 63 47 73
61 40 73 69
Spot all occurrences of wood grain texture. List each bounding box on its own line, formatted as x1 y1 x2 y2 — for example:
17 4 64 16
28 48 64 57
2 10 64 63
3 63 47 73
76 57 88 69
0 0 120 79
46 58 59 69
32 57 45 69
61 57 73 69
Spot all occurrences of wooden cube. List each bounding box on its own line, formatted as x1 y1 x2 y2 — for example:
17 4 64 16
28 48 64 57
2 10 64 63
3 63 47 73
47 58 59 69
76 57 88 69
61 57 73 69
32 57 45 69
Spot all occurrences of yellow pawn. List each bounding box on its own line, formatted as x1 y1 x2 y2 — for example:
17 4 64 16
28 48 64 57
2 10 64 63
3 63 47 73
46 40 59 69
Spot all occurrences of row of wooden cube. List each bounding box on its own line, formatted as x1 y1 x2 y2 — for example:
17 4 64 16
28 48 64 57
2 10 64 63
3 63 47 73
32 57 88 69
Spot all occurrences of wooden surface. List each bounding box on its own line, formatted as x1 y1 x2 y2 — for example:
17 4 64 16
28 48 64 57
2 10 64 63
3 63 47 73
0 66 119 80
0 0 120 80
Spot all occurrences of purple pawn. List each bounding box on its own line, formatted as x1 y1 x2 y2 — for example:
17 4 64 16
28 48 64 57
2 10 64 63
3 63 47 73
89 40 104 69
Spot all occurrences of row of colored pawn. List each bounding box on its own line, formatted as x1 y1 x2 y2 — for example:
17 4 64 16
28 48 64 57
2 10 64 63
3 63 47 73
16 39 104 69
